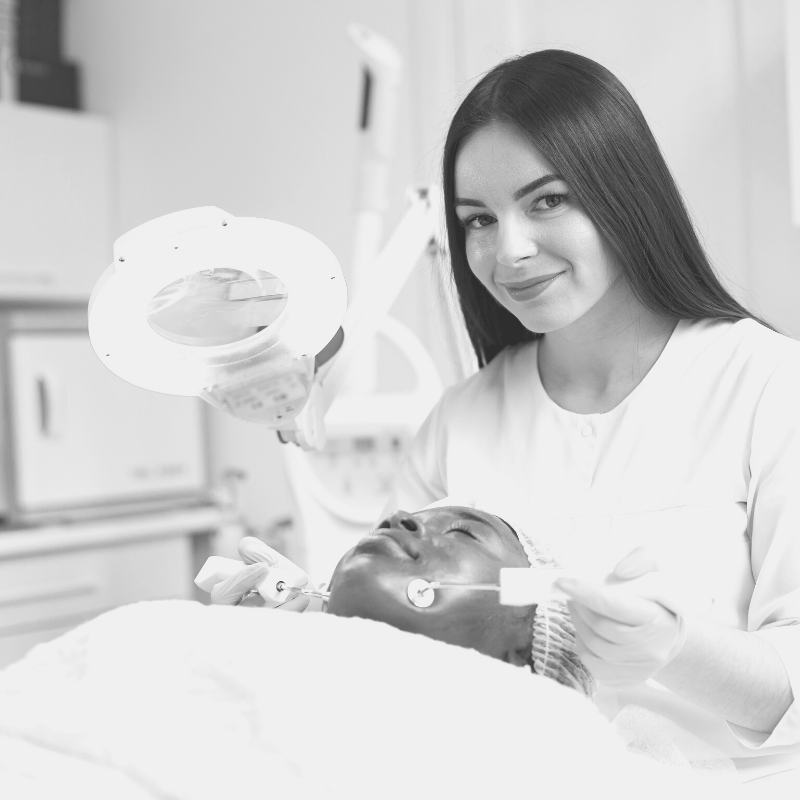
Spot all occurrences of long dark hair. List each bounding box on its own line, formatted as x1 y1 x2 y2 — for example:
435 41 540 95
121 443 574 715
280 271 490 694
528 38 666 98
442 49 773 367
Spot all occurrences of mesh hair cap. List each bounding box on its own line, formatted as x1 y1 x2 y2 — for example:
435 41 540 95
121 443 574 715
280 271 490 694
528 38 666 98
420 498 596 697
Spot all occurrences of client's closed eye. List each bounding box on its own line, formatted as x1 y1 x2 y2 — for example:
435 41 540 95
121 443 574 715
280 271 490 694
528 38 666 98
447 526 478 540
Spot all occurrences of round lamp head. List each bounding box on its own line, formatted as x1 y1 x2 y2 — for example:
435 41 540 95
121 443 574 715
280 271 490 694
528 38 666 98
89 207 347 424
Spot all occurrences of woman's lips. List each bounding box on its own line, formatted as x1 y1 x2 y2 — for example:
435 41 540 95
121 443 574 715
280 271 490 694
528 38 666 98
355 529 420 559
503 271 563 302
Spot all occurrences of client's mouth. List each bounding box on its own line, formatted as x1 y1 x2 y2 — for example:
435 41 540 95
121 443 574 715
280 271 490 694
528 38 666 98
356 528 420 559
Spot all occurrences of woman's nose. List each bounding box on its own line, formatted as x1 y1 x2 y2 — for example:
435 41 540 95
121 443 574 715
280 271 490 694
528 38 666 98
495 218 539 268
378 510 422 536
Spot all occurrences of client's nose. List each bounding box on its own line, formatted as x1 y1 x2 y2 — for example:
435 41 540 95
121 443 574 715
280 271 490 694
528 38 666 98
378 510 421 535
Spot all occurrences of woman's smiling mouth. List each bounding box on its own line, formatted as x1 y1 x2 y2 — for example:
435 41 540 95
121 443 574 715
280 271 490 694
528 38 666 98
502 271 564 301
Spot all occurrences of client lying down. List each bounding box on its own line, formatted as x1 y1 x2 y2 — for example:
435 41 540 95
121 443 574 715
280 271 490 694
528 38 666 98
198 504 596 696
0 505 740 798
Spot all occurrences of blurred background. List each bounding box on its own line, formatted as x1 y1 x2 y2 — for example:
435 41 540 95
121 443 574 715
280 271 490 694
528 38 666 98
0 0 798 665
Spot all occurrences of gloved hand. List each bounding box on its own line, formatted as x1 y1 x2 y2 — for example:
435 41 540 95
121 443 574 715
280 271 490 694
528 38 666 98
210 561 272 607
553 547 689 688
209 537 312 612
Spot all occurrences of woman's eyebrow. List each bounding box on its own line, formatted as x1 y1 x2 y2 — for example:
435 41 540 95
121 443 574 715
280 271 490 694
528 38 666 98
454 197 486 208
456 509 495 528
512 173 562 200
454 173 563 207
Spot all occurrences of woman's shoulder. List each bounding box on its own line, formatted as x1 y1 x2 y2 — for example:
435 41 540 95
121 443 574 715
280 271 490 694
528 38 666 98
728 317 800 368
442 340 539 403
683 316 800 374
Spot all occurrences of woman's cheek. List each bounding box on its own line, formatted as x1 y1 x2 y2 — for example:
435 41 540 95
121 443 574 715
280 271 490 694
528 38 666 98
465 234 496 283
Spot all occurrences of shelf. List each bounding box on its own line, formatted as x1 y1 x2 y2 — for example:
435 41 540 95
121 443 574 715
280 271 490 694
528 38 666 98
0 505 224 558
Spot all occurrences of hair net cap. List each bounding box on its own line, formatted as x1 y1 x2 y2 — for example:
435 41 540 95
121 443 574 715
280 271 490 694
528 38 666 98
420 497 596 696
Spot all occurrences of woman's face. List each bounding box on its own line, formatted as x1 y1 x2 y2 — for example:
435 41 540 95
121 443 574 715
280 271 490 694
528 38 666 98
326 506 532 662
454 122 622 335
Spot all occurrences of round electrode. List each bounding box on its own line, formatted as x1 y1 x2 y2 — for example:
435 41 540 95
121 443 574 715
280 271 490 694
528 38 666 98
407 579 435 608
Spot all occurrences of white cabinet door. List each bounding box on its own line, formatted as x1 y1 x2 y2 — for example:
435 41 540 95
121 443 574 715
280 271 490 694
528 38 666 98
0 104 111 300
9 332 207 510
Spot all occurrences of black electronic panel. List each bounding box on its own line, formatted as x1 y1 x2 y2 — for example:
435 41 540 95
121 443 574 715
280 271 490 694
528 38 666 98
14 0 81 109
18 58 79 109
17 0 61 61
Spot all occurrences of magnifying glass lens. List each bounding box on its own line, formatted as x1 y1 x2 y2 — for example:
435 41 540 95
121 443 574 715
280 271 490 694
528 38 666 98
146 268 288 347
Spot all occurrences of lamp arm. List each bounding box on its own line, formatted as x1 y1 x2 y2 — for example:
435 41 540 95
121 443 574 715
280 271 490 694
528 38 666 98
279 186 441 450
277 26 435 451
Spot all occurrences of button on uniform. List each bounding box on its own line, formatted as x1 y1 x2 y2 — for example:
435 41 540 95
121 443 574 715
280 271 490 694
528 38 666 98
581 424 593 438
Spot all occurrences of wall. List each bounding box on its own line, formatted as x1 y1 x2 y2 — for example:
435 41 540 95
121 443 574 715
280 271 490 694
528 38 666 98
65 0 800 536
737 0 800 337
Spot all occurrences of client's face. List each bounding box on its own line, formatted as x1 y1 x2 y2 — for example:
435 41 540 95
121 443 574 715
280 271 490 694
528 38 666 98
326 507 532 663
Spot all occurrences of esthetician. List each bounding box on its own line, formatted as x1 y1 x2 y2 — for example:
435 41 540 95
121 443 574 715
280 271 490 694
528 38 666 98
386 49 800 789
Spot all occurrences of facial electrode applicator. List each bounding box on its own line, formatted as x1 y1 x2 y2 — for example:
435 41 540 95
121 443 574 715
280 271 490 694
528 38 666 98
406 568 571 608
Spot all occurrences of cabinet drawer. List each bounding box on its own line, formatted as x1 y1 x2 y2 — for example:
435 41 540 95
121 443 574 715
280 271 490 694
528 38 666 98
0 535 193 634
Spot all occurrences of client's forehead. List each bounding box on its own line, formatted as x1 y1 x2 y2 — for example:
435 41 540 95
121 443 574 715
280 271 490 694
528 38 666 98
416 506 518 538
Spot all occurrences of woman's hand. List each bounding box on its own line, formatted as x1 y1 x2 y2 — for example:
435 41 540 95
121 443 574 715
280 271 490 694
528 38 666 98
210 562 270 607
210 538 311 611
553 548 688 688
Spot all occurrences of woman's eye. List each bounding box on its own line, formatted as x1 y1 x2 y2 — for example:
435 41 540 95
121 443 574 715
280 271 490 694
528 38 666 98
459 213 495 230
532 192 568 211
447 526 477 540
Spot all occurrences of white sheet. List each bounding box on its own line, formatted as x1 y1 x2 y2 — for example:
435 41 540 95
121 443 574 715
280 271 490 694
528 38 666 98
0 600 745 799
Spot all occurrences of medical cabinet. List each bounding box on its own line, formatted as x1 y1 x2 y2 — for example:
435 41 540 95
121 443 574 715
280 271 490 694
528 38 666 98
0 306 209 523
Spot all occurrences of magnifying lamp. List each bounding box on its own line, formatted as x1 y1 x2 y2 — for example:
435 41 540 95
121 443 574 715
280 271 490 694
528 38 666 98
88 170 444 453
88 206 347 431
88 25 463 455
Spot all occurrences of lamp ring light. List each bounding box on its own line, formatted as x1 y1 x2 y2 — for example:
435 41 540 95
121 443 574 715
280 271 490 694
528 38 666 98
89 206 347 427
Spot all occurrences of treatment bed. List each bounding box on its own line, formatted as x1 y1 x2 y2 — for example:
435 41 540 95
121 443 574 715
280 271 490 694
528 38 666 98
0 600 744 799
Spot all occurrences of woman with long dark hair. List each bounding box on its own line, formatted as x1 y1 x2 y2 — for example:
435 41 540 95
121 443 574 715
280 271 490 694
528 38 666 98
389 50 799 788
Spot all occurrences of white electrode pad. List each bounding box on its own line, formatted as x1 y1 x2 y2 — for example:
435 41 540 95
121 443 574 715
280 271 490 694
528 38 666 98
88 207 346 425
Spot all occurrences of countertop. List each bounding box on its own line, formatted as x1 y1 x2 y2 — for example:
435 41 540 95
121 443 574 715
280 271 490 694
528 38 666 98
0 504 225 558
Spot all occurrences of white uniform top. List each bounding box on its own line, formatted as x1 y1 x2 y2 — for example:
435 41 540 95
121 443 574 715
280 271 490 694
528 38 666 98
388 317 800 783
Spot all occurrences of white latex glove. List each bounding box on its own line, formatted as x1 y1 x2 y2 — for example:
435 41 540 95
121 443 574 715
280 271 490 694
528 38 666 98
209 537 312 611
553 547 689 688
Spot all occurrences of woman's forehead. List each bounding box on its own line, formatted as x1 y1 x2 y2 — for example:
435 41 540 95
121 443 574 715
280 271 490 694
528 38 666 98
417 504 486 519
416 506 512 535
455 123 553 183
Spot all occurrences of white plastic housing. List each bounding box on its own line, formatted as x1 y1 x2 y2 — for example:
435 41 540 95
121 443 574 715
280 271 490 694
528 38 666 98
194 554 310 607
498 568 570 606
194 556 244 592
89 207 346 402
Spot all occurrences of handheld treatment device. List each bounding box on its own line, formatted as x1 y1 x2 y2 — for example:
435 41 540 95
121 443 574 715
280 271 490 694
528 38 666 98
405 569 571 608
407 571 714 616
195 554 330 606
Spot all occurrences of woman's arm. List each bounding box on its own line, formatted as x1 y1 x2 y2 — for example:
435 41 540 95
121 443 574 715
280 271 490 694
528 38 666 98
655 616 793 734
